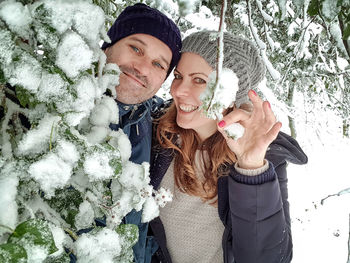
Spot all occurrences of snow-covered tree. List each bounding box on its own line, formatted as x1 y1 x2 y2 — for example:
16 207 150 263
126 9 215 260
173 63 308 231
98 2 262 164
0 1 172 261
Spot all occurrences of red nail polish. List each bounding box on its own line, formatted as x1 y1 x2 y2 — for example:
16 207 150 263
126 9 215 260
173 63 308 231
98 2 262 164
267 101 271 109
218 120 226 128
251 90 257 96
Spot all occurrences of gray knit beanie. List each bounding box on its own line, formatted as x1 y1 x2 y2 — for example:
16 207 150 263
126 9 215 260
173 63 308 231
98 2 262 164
181 31 265 107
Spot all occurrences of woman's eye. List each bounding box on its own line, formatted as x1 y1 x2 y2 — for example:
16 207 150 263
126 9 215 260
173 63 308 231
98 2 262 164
174 73 182 79
194 78 206 84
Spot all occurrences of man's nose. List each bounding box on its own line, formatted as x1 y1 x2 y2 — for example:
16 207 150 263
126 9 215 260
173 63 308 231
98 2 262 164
132 56 151 76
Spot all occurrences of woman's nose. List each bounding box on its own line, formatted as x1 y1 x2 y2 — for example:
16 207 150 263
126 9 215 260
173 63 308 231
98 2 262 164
171 80 190 97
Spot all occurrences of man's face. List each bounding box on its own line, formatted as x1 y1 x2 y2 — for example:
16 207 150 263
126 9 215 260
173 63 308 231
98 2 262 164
105 34 172 104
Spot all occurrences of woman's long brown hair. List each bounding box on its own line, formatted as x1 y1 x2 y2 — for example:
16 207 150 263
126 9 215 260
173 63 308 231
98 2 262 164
156 103 238 203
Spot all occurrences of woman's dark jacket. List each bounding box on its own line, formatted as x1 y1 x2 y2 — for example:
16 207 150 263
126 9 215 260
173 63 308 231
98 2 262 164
148 127 308 263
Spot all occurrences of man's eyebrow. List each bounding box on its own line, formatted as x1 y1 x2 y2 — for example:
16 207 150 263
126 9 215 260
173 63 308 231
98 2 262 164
129 36 147 46
129 36 170 69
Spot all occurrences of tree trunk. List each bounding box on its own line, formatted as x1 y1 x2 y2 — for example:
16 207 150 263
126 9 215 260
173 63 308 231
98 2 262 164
343 119 349 138
287 85 297 138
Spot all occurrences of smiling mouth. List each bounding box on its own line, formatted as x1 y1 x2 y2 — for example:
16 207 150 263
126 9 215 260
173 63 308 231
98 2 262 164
179 104 199 113
123 72 146 87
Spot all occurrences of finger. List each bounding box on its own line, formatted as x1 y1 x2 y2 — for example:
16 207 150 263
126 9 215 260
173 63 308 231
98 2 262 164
248 90 265 119
263 121 282 145
263 101 277 126
248 90 264 108
218 108 250 128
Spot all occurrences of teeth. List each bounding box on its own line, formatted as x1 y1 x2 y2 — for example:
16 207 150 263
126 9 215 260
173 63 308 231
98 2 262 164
179 104 198 112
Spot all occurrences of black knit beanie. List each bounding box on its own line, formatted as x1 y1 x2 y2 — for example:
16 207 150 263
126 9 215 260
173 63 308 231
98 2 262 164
101 3 182 77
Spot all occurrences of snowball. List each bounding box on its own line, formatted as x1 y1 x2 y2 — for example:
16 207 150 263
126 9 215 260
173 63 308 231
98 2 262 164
29 153 73 198
56 140 80 165
55 31 93 79
17 115 61 156
0 0 32 39
118 162 150 191
83 152 114 181
200 68 239 120
224 123 245 140
142 197 159 223
0 163 19 233
75 228 121 263
74 200 95 230
109 130 131 162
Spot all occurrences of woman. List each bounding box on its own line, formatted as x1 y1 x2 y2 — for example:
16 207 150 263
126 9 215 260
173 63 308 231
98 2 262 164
149 31 308 263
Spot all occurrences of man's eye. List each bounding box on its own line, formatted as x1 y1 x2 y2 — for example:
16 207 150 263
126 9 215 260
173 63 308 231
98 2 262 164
131 45 140 53
153 61 165 70
194 78 206 84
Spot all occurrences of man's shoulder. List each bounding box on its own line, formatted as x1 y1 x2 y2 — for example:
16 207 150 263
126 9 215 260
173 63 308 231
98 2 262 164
150 96 172 119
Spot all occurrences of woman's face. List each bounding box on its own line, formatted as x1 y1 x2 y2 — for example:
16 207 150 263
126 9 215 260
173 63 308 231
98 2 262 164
170 52 217 141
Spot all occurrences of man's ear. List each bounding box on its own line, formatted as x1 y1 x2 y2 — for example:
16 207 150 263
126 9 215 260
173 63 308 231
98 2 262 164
104 47 110 62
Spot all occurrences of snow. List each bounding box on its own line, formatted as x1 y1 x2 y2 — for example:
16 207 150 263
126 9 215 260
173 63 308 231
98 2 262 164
74 200 95 230
142 197 159 223
109 130 132 162
83 151 115 182
56 140 80 165
75 228 121 263
0 0 32 39
72 3 105 46
0 29 15 66
55 31 94 79
17 114 61 156
29 152 73 198
0 162 19 233
86 126 109 145
9 53 42 93
224 123 245 140
89 96 119 126
200 69 239 120
184 6 223 35
118 162 150 191
36 72 67 103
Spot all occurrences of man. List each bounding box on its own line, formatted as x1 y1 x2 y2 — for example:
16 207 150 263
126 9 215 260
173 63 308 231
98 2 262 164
101 3 182 263
102 3 181 166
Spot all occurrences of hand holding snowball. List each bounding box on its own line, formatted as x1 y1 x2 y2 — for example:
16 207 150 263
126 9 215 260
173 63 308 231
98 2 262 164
217 90 282 169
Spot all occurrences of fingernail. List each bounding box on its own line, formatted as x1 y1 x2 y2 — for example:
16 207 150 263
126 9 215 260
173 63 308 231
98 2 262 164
251 90 257 96
218 120 226 128
267 101 271 109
